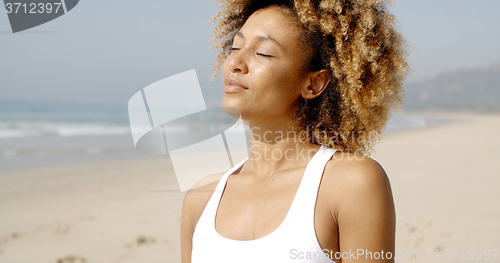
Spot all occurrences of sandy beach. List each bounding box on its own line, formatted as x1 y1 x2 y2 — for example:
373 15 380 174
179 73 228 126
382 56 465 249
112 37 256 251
0 112 499 263
373 112 500 262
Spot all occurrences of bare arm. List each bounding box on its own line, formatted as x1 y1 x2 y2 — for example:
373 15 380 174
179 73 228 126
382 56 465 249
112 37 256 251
329 155 396 262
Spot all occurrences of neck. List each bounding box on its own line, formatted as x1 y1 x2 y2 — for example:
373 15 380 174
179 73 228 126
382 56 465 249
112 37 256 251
243 119 320 176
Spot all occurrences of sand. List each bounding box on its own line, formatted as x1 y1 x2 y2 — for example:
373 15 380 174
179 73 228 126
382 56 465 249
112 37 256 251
0 112 499 263
372 112 500 262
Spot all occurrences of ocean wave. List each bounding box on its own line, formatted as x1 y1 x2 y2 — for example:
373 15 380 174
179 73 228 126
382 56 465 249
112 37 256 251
0 121 135 139
0 147 135 157
0 120 223 139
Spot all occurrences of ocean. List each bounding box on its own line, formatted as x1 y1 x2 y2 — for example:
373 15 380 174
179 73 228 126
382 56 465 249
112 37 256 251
0 100 443 173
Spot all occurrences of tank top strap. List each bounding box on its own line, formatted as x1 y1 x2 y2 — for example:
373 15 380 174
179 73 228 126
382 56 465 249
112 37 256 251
215 157 248 192
287 146 338 228
199 157 248 226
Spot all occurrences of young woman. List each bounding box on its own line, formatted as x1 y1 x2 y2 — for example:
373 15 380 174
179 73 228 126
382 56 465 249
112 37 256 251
181 1 408 262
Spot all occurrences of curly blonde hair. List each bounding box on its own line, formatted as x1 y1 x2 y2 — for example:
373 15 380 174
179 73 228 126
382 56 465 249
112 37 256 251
211 0 408 156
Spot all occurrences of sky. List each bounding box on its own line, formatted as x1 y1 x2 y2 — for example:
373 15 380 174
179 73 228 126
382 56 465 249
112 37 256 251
0 0 499 107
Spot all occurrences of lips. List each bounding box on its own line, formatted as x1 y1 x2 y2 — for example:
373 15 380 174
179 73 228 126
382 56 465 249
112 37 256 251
223 77 248 93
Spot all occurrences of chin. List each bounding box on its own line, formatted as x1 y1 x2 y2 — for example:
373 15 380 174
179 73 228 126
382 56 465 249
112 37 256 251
221 96 249 119
222 95 240 110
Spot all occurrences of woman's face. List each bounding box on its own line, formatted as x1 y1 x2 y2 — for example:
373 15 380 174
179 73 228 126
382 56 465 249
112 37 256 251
222 6 311 125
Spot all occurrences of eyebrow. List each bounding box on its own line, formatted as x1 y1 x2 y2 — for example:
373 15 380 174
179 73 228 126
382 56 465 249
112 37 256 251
235 31 283 48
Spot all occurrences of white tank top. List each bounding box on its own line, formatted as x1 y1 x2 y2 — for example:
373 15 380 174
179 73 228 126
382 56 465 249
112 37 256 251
192 146 338 263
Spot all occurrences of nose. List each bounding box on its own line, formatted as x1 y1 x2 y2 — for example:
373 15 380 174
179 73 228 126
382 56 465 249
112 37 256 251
225 48 249 74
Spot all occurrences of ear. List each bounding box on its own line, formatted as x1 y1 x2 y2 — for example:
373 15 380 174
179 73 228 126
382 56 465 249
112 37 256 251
301 69 330 100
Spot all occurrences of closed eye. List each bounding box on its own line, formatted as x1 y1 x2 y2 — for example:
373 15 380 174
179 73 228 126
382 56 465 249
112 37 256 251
229 46 273 57
256 52 273 58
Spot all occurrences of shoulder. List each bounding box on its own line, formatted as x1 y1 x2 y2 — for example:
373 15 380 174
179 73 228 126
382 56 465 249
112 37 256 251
182 173 223 225
324 151 390 190
181 173 224 263
182 172 224 229
322 151 394 217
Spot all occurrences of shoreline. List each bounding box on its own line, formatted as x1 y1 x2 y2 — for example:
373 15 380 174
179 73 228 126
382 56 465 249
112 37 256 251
0 110 448 175
1 111 499 262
